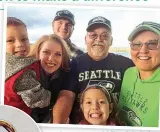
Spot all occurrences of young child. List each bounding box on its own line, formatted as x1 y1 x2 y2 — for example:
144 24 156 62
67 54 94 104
5 17 51 122
79 84 118 125
6 17 30 57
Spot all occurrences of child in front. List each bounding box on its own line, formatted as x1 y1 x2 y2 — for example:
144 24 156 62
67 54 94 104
79 84 118 125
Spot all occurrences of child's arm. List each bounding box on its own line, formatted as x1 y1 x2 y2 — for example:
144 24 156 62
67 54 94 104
14 69 51 108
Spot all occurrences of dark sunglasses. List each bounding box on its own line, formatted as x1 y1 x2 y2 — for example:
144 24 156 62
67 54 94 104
130 39 160 51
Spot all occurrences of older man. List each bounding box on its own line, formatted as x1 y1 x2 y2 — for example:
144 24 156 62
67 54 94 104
52 16 134 124
52 10 83 58
118 21 160 127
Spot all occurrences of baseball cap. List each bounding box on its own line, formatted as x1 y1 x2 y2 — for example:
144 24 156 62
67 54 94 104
86 16 111 31
53 10 75 25
128 21 160 41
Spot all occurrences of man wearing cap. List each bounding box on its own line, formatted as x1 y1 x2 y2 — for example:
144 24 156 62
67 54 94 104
52 16 134 124
52 10 83 58
118 21 160 127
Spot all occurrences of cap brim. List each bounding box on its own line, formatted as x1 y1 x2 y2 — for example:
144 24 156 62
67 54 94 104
128 25 160 41
54 16 75 25
86 22 111 31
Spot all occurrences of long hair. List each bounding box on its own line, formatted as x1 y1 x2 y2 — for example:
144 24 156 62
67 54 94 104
28 34 71 71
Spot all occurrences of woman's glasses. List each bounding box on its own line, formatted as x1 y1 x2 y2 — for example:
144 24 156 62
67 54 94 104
130 39 160 51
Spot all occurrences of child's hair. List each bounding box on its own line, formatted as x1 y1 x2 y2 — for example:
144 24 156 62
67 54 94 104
80 84 120 125
7 17 26 27
28 34 70 71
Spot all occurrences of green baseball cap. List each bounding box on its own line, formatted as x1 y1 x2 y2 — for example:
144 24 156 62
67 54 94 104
128 21 160 41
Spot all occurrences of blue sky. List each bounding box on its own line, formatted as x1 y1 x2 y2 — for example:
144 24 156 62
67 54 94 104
7 5 160 50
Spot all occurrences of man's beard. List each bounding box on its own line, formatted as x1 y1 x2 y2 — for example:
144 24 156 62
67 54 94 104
91 47 104 57
91 42 105 57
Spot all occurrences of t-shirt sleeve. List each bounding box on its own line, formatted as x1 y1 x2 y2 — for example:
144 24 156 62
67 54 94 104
119 57 135 80
14 69 51 108
62 58 79 94
127 58 135 68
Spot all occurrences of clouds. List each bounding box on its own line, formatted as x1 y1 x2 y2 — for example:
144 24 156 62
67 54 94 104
28 25 52 43
7 7 52 28
7 5 160 48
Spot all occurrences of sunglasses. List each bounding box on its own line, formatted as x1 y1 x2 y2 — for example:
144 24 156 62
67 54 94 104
88 32 111 40
130 39 160 51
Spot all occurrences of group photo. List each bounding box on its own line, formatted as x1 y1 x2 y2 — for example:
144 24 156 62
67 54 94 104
3 4 160 128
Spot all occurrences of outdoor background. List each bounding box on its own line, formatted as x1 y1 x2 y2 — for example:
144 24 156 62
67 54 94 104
7 5 160 58
1 3 160 132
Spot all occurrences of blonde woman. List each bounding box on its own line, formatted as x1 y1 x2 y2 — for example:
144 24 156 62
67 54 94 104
5 34 70 123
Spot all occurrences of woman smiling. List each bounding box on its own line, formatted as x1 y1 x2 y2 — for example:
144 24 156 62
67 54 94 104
118 21 160 127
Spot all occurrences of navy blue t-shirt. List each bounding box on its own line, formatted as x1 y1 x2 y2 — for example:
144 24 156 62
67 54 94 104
64 53 134 124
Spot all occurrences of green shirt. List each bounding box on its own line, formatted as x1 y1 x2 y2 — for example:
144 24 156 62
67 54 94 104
118 67 160 127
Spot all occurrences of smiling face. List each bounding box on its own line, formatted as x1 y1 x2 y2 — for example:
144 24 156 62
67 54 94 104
39 40 62 74
85 25 112 61
81 88 112 125
6 26 30 57
130 31 160 74
52 18 73 40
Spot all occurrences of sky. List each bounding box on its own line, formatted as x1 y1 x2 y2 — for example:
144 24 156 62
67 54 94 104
7 5 160 50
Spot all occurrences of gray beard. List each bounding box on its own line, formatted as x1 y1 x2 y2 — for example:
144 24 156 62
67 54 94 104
91 47 104 57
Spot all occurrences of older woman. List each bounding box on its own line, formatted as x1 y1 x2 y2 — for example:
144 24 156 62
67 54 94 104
118 22 160 127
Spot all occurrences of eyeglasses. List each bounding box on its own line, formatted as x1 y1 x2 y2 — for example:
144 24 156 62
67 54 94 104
88 32 111 40
130 39 160 51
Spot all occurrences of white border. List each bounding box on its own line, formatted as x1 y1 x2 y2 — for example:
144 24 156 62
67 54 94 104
39 123 160 130
2 0 160 9
1 3 7 104
2 3 160 131
4 3 160 11
0 105 41 132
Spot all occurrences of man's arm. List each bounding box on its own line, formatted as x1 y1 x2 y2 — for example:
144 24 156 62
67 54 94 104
52 90 76 124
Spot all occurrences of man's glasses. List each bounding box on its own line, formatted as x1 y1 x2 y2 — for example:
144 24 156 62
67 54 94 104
130 39 160 51
88 32 111 40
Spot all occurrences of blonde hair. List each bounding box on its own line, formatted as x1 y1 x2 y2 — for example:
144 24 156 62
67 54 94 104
28 34 70 71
